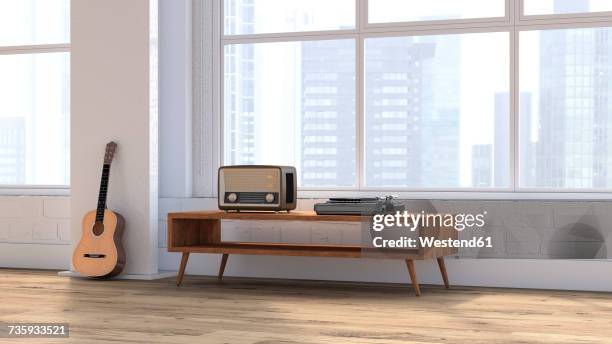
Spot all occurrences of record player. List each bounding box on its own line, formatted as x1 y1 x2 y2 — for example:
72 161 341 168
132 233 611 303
314 196 403 215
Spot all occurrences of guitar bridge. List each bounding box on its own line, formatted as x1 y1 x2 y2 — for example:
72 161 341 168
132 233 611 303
84 254 106 258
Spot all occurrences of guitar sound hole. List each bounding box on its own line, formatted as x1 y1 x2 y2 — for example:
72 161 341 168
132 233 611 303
92 222 105 236
84 254 106 258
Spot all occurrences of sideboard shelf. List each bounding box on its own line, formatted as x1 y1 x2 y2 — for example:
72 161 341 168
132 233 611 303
169 242 364 257
167 210 457 296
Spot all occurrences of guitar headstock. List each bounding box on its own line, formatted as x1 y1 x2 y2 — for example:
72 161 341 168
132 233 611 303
104 142 118 164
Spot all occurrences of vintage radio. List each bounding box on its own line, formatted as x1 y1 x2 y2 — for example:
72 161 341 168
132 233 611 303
218 165 297 212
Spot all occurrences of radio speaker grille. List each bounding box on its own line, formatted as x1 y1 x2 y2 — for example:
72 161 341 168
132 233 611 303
224 168 280 191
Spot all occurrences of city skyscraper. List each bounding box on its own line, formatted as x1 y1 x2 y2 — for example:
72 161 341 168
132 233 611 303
225 0 357 187
0 118 25 184
364 35 461 187
225 0 255 165
532 0 612 188
472 144 492 187
481 92 532 188
225 3 510 190
364 38 436 187
300 40 355 186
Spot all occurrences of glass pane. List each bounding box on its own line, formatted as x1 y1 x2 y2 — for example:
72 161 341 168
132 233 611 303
524 0 612 16
368 0 505 24
520 27 612 189
364 33 510 188
0 0 69 46
224 40 356 187
224 0 355 35
0 52 70 185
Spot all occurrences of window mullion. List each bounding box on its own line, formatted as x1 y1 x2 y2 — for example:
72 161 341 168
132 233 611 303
358 0 366 32
510 0 517 192
356 37 364 190
357 0 364 189
511 29 519 192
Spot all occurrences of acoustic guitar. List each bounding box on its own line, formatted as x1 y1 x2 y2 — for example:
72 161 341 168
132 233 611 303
73 142 126 278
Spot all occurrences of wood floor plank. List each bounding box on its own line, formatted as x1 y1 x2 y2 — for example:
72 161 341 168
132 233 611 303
0 269 611 344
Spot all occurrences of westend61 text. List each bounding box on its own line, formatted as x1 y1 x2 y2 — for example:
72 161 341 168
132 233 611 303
372 236 493 249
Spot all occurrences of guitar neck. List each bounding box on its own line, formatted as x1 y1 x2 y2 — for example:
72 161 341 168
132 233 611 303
95 164 111 223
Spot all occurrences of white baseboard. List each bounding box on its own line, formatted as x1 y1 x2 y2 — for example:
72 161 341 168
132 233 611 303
58 270 177 280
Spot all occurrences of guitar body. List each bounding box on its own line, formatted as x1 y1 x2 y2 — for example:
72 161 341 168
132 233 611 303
72 141 126 278
73 210 126 278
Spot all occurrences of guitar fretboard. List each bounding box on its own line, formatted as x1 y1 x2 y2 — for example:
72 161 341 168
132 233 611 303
95 164 111 223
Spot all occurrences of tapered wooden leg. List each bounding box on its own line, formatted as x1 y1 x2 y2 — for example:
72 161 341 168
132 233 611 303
218 254 229 280
405 259 421 296
176 252 190 286
437 257 450 289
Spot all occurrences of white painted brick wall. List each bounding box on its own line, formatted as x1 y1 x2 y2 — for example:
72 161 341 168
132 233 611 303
9 220 35 241
311 223 342 244
0 220 10 240
58 220 71 241
158 220 168 247
157 197 612 260
280 222 311 243
43 197 71 218
222 221 252 242
0 196 71 244
250 223 281 242
0 197 43 218
339 224 362 245
65 195 606 291
33 221 59 241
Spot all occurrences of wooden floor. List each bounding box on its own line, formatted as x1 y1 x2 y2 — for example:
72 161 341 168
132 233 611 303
1 269 611 344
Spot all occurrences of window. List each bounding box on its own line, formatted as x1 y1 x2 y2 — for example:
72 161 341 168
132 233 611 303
224 39 356 187
0 0 69 187
0 0 69 46
202 0 612 194
368 0 506 24
224 0 355 35
523 0 612 16
365 33 509 188
519 27 612 189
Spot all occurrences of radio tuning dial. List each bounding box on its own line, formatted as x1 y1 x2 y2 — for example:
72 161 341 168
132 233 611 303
265 193 275 203
227 193 237 202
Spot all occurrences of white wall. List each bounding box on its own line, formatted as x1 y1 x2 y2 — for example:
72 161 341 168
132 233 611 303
1 0 162 275
0 196 71 269
71 0 159 276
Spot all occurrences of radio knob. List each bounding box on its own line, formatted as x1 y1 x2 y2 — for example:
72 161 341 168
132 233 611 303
227 193 237 202
265 193 275 203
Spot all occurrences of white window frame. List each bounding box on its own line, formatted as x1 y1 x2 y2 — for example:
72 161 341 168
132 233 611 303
193 0 612 199
0 42 70 196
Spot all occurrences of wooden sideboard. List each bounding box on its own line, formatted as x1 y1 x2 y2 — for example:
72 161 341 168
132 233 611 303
167 211 458 296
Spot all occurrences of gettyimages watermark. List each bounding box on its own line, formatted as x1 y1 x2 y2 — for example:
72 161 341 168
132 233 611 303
363 210 492 252
372 211 487 231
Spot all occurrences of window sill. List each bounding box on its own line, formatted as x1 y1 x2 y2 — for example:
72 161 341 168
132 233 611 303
297 190 612 201
0 186 70 197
